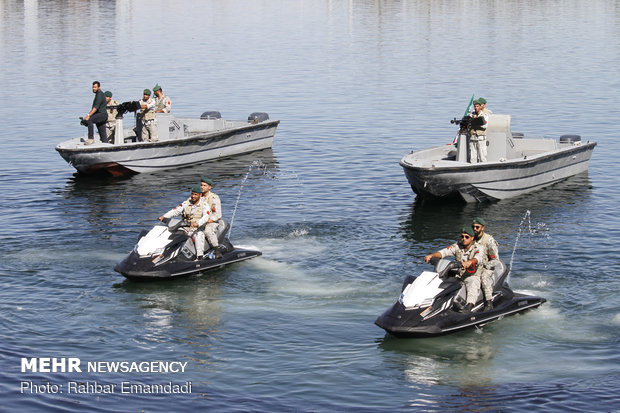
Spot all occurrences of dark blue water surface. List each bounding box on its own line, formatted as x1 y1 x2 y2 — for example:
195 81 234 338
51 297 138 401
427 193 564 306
1 0 619 411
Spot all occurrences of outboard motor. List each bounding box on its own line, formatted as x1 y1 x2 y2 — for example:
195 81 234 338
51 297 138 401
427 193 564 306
559 134 581 143
200 111 222 119
248 112 269 123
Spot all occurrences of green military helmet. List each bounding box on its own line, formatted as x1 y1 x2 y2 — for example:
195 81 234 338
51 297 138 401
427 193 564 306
200 176 214 186
143 89 151 96
472 217 486 227
461 226 475 237
104 91 113 97
153 84 162 92
191 184 202 194
478 97 487 104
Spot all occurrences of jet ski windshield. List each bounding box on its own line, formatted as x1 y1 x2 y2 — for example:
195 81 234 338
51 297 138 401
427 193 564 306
161 216 187 232
432 258 461 279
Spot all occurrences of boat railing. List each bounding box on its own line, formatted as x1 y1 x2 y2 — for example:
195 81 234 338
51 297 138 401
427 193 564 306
512 138 558 157
111 113 269 144
180 117 226 133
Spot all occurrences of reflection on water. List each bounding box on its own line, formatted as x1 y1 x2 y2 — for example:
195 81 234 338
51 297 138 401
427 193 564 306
114 274 228 370
378 330 496 388
57 149 280 236
2 0 620 411
62 148 279 197
400 172 593 245
398 173 594 283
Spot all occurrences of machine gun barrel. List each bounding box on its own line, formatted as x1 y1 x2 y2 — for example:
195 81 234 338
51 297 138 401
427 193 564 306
451 115 473 130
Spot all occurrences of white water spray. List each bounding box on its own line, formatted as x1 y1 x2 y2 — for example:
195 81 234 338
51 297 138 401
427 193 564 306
508 210 550 280
228 160 267 239
509 210 531 271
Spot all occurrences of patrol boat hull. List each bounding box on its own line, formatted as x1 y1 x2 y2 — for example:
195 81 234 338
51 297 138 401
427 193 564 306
400 114 596 202
56 112 279 176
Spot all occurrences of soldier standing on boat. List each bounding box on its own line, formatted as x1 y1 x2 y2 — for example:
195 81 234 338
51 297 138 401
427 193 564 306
138 89 158 142
104 91 119 143
200 176 223 259
478 97 493 115
153 84 171 113
83 81 108 145
469 99 488 163
472 217 499 310
424 226 485 313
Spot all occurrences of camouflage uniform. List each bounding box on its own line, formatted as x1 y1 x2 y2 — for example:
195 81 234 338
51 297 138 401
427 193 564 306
476 232 500 302
439 241 485 305
105 99 119 142
478 97 492 116
162 197 209 257
202 191 222 249
154 93 171 113
469 110 488 163
139 96 158 142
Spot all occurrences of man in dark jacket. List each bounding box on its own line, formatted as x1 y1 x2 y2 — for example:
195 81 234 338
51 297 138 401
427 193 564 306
83 81 109 144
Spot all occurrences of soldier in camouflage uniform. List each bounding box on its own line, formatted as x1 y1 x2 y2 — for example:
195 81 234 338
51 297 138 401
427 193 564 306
138 89 158 142
158 185 209 259
153 84 171 113
469 100 488 163
200 176 223 259
104 91 119 143
478 97 493 115
472 217 500 310
424 226 485 313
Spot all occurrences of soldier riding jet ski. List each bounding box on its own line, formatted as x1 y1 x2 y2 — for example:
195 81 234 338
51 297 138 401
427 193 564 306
374 257 546 337
114 216 261 281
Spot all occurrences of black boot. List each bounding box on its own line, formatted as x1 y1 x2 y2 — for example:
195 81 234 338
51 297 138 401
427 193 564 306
214 247 223 259
460 303 474 313
484 300 493 311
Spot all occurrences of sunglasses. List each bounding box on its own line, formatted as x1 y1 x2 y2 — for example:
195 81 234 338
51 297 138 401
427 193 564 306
461 234 472 239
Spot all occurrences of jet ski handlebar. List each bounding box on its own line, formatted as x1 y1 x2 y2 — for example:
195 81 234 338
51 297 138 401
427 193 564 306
428 257 441 266
430 258 462 278
159 216 189 232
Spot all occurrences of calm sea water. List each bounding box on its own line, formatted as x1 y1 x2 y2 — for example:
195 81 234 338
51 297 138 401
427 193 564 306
1 0 619 411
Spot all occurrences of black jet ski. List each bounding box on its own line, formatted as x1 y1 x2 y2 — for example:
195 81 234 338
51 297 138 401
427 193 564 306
114 217 261 281
375 258 546 337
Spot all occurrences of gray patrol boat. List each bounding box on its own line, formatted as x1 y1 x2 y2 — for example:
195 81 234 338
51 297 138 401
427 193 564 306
56 106 279 176
400 114 596 202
